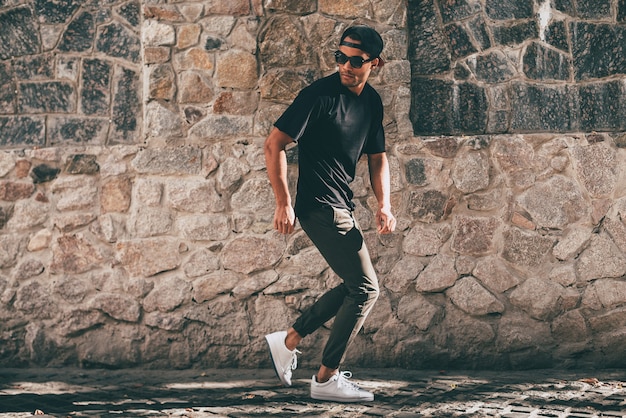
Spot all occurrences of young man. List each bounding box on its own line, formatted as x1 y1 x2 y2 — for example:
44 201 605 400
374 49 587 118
263 25 396 403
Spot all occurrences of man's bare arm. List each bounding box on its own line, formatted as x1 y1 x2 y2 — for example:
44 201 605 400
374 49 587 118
368 152 396 234
264 127 296 234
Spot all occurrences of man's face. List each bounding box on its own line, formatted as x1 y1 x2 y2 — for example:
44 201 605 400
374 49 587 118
337 37 378 93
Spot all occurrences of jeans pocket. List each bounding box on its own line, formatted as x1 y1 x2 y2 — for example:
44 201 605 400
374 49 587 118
331 207 355 235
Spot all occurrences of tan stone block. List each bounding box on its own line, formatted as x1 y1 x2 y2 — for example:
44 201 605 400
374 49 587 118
116 237 182 278
144 47 170 64
216 49 258 89
28 229 52 252
177 24 201 49
144 5 184 21
179 4 204 22
0 181 34 201
511 211 535 230
149 64 176 100
176 48 214 71
318 0 370 18
101 176 132 213
50 234 104 274
178 4 204 22
212 91 258 115
179 72 213 103
205 0 250 16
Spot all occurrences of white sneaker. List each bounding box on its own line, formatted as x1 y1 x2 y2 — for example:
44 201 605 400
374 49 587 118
265 331 300 387
310 371 374 402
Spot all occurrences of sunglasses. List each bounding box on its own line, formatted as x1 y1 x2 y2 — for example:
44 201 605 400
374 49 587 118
334 50 375 69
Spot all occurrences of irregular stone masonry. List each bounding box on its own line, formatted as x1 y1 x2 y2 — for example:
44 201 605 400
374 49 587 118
409 0 626 135
0 0 625 371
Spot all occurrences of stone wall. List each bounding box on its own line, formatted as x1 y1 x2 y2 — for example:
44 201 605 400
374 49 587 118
409 0 626 135
0 0 626 370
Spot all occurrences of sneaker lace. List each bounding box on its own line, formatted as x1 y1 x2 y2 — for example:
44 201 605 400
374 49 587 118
337 371 362 392
289 349 301 370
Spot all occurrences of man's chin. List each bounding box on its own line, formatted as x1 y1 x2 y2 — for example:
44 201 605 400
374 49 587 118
340 74 357 86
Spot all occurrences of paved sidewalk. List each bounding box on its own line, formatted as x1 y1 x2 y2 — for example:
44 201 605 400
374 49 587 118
0 367 625 417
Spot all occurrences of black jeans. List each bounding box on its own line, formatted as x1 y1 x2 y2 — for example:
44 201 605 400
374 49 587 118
293 206 379 369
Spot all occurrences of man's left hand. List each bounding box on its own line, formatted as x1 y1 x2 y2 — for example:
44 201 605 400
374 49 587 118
376 207 396 234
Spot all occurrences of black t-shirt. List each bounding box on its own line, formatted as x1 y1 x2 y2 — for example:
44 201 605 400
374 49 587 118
274 72 385 217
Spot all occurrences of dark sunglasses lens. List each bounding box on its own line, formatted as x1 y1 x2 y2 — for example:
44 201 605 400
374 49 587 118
334 51 364 68
349 57 364 68
334 51 348 65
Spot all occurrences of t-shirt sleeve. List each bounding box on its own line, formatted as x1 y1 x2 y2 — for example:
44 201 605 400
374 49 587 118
274 86 322 143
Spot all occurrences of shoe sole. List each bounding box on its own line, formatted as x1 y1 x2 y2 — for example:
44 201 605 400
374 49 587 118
265 334 291 387
311 393 374 402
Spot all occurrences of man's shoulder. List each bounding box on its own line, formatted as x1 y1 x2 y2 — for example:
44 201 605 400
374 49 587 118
303 72 340 93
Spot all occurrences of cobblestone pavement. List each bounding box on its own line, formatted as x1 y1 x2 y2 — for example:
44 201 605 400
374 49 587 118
0 367 625 417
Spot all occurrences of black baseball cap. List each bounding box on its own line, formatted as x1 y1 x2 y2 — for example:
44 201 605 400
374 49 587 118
340 25 385 66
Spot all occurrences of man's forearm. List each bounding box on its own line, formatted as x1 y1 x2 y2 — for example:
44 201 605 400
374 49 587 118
264 128 294 206
369 153 391 209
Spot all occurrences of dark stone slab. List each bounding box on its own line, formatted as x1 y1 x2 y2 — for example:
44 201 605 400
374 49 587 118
65 154 100 174
31 164 61 184
486 85 509 109
576 0 611 19
205 37 223 51
438 0 482 24
111 68 140 142
84 0 119 6
0 207 11 229
81 59 112 116
485 0 533 20
96 9 112 24
570 22 626 81
116 0 141 27
0 62 11 86
405 158 426 185
410 78 487 135
0 7 41 60
487 110 510 134
472 51 516 83
554 0 575 15
96 22 141 63
619 0 626 23
454 64 470 80
34 0 82 23
492 21 538 47
468 15 491 50
408 189 449 222
452 83 488 134
13 54 54 80
0 117 45 147
58 11 96 53
407 0 450 75
18 82 75 114
411 78 452 134
423 137 461 158
48 117 109 145
0 62 15 113
444 23 477 60
510 83 574 132
544 21 568 52
578 81 626 131
523 42 570 81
